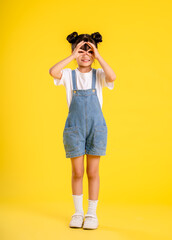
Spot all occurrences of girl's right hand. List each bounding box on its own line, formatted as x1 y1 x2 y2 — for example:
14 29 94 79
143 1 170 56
71 41 86 59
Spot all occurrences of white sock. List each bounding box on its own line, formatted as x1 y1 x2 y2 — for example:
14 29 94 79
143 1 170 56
72 194 84 215
86 199 98 217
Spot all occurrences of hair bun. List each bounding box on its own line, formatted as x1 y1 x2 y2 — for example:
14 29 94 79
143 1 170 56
66 32 78 43
90 32 102 43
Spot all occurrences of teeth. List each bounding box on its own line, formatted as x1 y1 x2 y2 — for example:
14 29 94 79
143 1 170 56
82 60 89 62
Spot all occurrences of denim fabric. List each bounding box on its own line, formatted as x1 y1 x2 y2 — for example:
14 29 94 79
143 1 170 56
63 68 108 158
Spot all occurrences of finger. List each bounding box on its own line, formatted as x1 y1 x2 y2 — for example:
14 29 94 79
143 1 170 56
78 40 85 46
77 41 86 50
76 41 84 48
79 50 85 53
86 41 94 47
78 50 85 53
85 43 94 50
86 49 93 54
78 48 85 51
87 53 92 57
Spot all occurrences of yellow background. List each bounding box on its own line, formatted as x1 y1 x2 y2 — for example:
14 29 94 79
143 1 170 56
1 0 172 239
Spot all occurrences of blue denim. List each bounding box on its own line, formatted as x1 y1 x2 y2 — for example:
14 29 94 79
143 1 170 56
63 68 108 158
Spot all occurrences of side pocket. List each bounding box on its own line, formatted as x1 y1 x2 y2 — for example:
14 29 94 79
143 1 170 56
93 125 108 151
63 126 79 152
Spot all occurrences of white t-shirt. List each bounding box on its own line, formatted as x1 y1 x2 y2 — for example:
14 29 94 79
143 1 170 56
54 68 114 109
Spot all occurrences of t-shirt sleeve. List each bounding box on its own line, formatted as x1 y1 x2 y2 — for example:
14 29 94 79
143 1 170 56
98 68 114 90
53 69 66 87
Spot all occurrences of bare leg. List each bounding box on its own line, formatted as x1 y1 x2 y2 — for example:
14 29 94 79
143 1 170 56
86 154 100 200
70 155 84 195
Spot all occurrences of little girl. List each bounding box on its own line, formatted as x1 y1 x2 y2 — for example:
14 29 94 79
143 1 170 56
49 32 116 230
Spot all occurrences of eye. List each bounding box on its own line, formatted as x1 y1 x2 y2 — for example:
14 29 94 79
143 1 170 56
88 51 93 54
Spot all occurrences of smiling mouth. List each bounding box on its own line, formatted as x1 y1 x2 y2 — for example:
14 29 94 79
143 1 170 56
81 60 90 62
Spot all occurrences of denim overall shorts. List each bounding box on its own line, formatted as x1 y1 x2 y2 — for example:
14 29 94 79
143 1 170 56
63 68 108 158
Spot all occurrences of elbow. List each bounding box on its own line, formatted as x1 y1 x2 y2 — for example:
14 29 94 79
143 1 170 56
49 68 56 78
49 68 53 75
111 75 116 82
49 68 52 75
109 76 116 82
105 75 116 83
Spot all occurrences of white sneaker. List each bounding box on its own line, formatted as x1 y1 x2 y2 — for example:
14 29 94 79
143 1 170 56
69 212 84 228
83 213 99 230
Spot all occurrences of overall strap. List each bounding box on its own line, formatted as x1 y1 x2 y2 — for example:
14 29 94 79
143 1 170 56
92 68 96 89
72 70 77 90
72 68 96 90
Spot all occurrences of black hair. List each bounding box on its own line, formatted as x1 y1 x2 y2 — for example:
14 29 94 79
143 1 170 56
66 32 102 52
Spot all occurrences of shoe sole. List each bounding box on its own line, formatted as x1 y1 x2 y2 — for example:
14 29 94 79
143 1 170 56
83 227 98 230
69 222 84 228
69 223 84 228
70 226 83 228
83 225 98 230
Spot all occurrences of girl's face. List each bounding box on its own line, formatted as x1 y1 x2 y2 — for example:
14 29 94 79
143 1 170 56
75 42 95 67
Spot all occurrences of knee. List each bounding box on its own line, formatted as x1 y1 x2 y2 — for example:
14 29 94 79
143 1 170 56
72 169 84 179
86 169 99 179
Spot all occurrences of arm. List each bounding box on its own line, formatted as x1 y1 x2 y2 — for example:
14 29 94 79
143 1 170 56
49 41 86 79
49 54 74 79
96 54 116 83
86 41 116 83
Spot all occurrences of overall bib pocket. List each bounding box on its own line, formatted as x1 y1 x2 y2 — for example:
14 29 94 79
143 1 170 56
93 125 107 151
63 126 79 152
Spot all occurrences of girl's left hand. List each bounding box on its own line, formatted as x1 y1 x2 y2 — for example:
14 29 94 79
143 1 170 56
85 41 100 60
